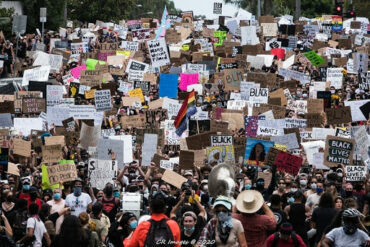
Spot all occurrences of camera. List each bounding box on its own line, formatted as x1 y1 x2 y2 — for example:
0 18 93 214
184 189 192 196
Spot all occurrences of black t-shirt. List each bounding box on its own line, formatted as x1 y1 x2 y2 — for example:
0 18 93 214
312 207 337 243
180 215 206 247
267 207 287 236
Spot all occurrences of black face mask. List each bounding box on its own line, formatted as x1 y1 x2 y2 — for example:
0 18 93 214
105 187 113 197
204 175 209 179
30 192 37 201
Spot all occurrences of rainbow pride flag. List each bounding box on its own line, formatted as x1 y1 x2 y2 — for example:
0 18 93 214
174 90 197 136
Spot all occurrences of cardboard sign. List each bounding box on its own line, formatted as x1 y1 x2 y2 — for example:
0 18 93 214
128 88 145 103
13 139 31 157
162 169 187 189
147 38 170 67
249 88 269 104
44 136 65 147
345 166 366 181
47 162 77 185
79 123 101 149
94 90 112 112
305 113 326 128
223 69 243 91
206 145 235 165
80 70 103 86
120 115 146 129
42 144 63 163
22 98 45 114
210 135 233 146
325 107 352 124
324 135 354 167
271 133 299 150
179 150 195 169
275 150 303 176
22 66 51 86
210 121 229 133
261 23 278 37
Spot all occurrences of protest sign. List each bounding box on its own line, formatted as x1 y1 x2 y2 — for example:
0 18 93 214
304 50 324 66
345 166 366 181
42 145 63 163
22 66 51 86
141 134 158 166
244 139 274 166
271 133 299 150
22 98 45 114
353 126 369 161
275 150 303 176
326 68 343 89
162 169 187 189
179 150 195 169
88 159 118 189
79 123 101 149
94 90 112 112
206 145 235 166
324 135 354 167
120 115 146 129
325 106 352 124
44 136 65 147
0 113 12 127
147 38 170 67
47 162 77 185
213 2 222 14
179 73 198 91
223 69 243 91
13 138 31 157
14 118 43 136
344 100 370 122
128 88 145 103
159 74 178 98
249 88 268 104
210 135 233 146
121 41 139 51
97 138 125 166
160 160 174 170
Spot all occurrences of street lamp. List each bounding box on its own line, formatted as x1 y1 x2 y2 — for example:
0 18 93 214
40 8 47 42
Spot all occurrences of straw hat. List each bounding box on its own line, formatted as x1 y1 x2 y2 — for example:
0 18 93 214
236 190 264 214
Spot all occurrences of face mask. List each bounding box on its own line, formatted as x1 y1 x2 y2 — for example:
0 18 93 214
288 197 295 203
204 175 209 179
74 186 82 197
311 183 317 189
217 211 229 222
113 192 120 198
129 220 138 229
53 193 61 200
291 188 298 193
343 224 358 235
296 91 302 96
316 188 323 194
302 93 308 98
331 90 336 94
202 185 208 191
345 191 353 197
245 184 252 190
337 172 343 177
30 192 37 201
23 185 30 191
278 185 285 191
300 180 307 186
184 226 195 232
6 196 12 202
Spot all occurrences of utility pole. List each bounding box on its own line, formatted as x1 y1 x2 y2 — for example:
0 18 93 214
296 0 301 20
40 8 47 43
257 0 261 19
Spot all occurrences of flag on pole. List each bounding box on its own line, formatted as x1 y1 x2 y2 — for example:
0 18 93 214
155 6 171 39
174 90 197 136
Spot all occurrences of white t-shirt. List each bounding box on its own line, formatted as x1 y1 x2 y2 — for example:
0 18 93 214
27 217 47 247
326 227 369 247
47 199 65 214
306 193 321 209
65 192 92 216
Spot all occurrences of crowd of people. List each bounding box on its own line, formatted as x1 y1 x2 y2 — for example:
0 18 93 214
0 5 369 247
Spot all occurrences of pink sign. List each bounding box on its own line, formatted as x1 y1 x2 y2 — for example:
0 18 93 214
179 73 199 91
70 65 86 79
271 48 285 60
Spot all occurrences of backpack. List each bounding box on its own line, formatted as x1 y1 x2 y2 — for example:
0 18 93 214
272 232 299 247
144 218 174 247
12 210 28 241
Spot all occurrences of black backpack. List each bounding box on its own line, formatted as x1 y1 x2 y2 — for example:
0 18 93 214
144 218 174 247
272 232 299 247
12 210 28 241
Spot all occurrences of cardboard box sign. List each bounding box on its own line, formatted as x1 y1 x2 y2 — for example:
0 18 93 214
179 150 195 169
47 163 78 185
324 135 355 167
325 107 352 125
42 145 63 163
162 169 187 189
13 139 31 157
186 131 216 150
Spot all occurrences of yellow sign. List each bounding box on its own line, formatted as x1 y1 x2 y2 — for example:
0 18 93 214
274 144 287 151
116 50 131 59
84 89 96 99
128 88 145 103
181 45 190 51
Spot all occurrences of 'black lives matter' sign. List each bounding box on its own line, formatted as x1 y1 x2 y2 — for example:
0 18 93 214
324 135 354 167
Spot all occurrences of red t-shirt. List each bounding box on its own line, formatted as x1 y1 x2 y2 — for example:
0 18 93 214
18 193 42 209
265 233 306 247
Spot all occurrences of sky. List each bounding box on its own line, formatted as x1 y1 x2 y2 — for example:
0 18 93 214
172 0 240 19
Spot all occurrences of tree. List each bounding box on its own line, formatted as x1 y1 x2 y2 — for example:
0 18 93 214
0 6 15 38
67 0 137 24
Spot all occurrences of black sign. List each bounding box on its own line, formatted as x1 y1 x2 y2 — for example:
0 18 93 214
28 81 52 99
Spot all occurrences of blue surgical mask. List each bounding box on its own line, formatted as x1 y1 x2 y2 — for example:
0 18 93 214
217 211 229 222
74 186 82 197
129 220 138 229
113 191 120 198
23 185 30 191
53 193 61 200
245 184 252 190
316 188 323 194
184 226 195 232
288 197 295 203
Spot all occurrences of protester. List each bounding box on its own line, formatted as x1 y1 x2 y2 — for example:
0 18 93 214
0 4 369 247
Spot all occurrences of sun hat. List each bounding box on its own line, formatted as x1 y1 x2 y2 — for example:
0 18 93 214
235 190 264 214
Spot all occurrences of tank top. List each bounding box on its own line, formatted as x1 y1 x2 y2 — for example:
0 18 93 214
289 203 307 243
102 196 118 222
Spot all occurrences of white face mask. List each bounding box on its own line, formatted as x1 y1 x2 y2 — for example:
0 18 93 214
300 180 307 186
291 188 298 193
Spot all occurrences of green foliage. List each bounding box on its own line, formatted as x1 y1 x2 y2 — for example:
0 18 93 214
0 6 15 38
20 0 66 33
300 0 333 18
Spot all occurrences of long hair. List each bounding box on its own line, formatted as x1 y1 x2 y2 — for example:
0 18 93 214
249 143 265 161
319 192 334 208
58 215 87 246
